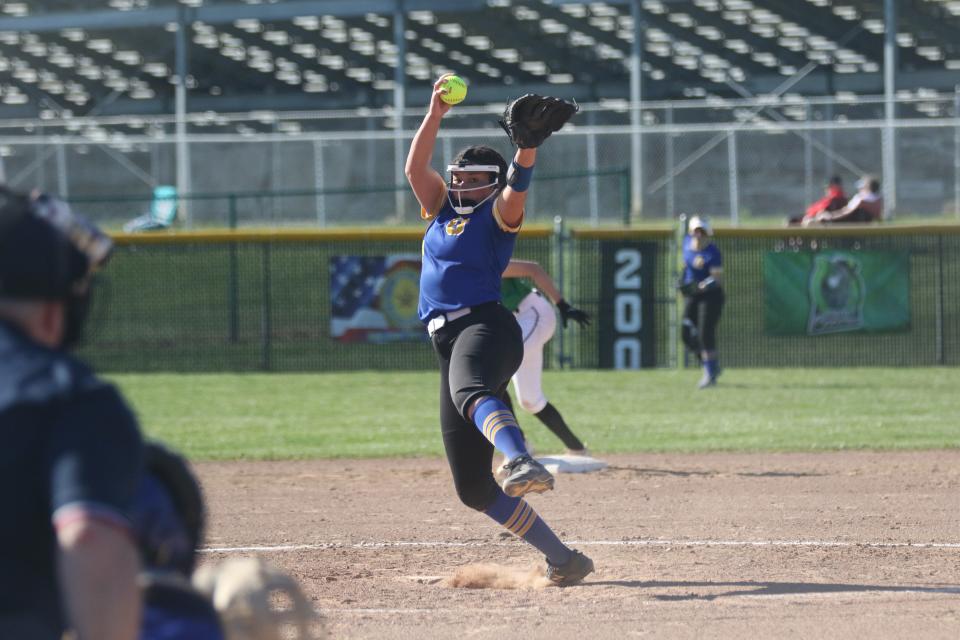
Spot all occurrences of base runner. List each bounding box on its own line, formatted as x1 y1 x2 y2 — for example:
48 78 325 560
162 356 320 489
496 260 593 467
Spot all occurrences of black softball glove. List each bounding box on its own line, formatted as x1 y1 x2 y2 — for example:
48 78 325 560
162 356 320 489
499 94 579 149
556 300 590 329
676 279 699 297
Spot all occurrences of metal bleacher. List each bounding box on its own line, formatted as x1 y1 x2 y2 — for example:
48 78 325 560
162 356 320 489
0 0 957 124
1 1 958 225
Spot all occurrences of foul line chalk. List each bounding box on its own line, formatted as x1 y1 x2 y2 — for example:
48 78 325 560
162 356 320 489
202 538 960 553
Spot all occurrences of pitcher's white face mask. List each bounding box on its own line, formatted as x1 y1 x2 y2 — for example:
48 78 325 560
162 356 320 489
446 163 500 215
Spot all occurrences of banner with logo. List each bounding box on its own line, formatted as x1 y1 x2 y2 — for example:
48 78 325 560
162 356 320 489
598 241 657 368
330 255 426 343
763 250 910 336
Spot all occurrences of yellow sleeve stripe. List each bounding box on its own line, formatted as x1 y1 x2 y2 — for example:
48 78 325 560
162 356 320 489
421 183 448 221
492 198 522 234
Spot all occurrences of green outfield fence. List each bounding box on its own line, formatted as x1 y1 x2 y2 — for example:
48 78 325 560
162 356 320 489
77 224 960 372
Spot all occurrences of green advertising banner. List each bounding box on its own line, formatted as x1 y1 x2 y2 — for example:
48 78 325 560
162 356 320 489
764 251 910 336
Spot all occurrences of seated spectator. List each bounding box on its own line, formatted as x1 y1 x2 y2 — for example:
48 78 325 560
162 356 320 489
788 176 847 226
805 175 882 225
123 185 178 233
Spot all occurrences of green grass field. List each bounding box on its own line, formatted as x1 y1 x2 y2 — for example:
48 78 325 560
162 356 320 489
110 368 960 460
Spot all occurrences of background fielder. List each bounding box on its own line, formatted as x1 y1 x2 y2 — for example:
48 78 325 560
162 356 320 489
678 215 725 389
497 259 592 460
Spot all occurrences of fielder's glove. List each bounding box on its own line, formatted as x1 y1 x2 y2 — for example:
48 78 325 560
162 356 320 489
556 300 590 329
676 279 699 297
499 94 579 148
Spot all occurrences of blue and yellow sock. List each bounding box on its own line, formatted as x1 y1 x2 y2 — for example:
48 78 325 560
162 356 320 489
472 396 527 461
484 491 571 566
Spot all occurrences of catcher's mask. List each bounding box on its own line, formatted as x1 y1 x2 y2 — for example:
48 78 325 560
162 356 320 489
0 187 112 349
446 146 507 215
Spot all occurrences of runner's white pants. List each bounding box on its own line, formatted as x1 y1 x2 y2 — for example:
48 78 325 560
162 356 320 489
510 291 556 414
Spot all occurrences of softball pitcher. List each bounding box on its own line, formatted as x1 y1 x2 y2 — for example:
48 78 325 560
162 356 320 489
405 75 593 586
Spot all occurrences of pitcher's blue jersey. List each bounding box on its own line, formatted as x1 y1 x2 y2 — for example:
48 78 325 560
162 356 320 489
418 185 521 322
682 235 722 285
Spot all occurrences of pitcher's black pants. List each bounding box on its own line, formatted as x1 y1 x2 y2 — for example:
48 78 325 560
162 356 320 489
430 301 523 511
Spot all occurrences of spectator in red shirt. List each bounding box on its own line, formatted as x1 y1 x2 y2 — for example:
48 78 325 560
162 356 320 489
789 176 847 226
806 175 883 225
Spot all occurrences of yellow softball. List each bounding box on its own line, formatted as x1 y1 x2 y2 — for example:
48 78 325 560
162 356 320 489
440 75 467 105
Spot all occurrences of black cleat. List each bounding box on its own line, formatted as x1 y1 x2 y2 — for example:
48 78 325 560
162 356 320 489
546 549 594 586
500 454 554 497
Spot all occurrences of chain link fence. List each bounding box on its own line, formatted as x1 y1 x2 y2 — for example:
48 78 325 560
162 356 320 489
77 225 960 373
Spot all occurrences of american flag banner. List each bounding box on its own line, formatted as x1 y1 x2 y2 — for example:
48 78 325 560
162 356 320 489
329 254 426 343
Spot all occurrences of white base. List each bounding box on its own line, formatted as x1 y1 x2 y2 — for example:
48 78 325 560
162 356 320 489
536 454 608 475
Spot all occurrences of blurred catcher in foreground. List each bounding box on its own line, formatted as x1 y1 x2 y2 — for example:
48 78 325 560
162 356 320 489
0 186 143 640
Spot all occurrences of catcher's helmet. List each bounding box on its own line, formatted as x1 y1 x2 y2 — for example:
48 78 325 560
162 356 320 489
0 187 111 299
687 215 713 236
0 187 112 347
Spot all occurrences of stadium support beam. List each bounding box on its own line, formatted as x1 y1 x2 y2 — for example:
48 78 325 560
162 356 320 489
630 0 644 219
955 86 960 219
175 6 191 227
0 1 491 32
393 0 407 221
883 0 897 218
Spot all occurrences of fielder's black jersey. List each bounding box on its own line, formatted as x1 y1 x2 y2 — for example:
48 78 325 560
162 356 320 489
0 319 143 637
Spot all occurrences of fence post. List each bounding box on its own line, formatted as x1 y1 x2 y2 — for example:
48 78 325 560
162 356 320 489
55 142 69 199
227 194 239 344
621 168 631 226
587 111 599 226
727 131 740 225
553 215 567 369
666 104 675 218
936 235 945 365
804 99 814 207
313 140 326 226
674 213 687 370
259 242 272 371
954 85 959 219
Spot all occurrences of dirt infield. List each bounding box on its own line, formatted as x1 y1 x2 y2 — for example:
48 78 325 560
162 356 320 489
196 451 960 639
